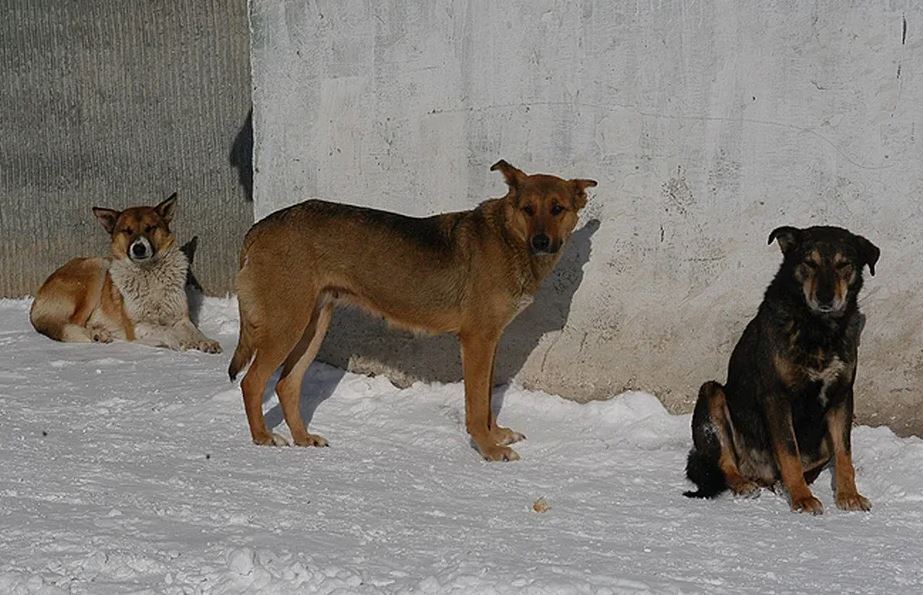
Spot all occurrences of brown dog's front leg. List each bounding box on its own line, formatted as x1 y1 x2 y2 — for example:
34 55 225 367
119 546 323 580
460 332 519 462
764 402 823 514
827 395 871 511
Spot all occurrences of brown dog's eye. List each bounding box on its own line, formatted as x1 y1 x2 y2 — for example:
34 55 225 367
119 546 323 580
145 225 156 233
522 205 535 216
550 204 564 216
122 228 134 235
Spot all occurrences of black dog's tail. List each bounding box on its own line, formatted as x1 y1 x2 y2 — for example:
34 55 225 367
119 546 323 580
683 448 728 499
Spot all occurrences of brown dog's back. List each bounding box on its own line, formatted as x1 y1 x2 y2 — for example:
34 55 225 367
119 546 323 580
230 199 484 379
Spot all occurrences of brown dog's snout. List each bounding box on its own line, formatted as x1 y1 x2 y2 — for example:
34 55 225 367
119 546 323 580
530 234 552 254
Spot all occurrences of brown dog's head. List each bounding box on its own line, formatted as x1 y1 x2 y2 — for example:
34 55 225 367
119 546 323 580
769 225 879 317
492 160 596 256
92 193 178 264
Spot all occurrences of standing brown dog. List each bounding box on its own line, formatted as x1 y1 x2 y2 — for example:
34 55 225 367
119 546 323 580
229 160 595 461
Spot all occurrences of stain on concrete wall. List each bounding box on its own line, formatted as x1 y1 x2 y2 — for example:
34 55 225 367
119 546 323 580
250 1 923 435
0 0 253 296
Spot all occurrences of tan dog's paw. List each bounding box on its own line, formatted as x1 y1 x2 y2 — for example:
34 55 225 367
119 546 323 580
293 433 328 448
181 338 222 354
491 426 526 446
91 328 113 343
836 492 871 512
253 432 290 447
730 480 761 499
481 444 520 462
790 494 824 515
199 339 222 354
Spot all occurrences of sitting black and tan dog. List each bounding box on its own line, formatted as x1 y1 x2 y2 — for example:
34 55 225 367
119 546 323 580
684 226 880 514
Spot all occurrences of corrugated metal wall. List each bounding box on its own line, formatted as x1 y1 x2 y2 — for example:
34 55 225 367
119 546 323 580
0 1 252 297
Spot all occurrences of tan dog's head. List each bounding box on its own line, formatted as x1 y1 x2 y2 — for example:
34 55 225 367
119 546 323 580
92 193 178 264
492 160 596 255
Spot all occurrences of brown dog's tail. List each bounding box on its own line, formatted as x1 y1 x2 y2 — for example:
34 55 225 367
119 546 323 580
228 231 258 381
228 321 253 382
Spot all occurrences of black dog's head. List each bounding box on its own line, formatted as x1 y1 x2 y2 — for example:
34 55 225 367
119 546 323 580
769 225 880 317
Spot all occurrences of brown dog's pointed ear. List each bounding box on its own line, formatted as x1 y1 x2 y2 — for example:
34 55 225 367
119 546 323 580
855 235 880 276
490 160 526 188
156 192 178 224
571 178 597 209
92 207 120 234
768 226 801 255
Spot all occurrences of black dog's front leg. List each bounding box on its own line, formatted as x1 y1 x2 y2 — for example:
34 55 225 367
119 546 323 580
826 392 871 511
763 399 824 514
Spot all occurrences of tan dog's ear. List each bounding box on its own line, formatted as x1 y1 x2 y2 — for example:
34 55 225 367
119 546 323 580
571 179 597 209
156 192 178 224
92 207 120 234
490 160 526 189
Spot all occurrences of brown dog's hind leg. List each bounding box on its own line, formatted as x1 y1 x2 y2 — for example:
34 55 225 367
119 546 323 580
275 302 334 448
460 332 518 461
240 311 311 447
699 382 760 497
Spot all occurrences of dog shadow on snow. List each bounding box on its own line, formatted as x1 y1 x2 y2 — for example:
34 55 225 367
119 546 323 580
262 219 600 434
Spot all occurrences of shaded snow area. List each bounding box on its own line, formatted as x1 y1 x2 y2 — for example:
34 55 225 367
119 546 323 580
1 298 922 594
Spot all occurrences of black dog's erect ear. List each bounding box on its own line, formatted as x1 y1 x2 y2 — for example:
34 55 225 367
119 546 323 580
571 178 597 210
768 226 801 255
490 160 526 189
855 235 881 276
92 207 120 234
156 192 178 224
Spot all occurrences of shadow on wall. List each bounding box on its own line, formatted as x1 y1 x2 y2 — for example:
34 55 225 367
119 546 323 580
260 218 599 431
229 108 253 202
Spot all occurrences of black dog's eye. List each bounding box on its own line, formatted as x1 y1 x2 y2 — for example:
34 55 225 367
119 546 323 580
836 262 852 271
550 204 564 216
802 261 818 270
522 205 535 216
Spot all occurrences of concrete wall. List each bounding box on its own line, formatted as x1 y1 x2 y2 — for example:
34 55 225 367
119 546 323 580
250 1 923 435
0 0 253 297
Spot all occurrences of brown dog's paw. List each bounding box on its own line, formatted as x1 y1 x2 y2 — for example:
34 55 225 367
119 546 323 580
790 494 824 515
491 426 526 446
481 444 520 462
730 480 761 499
253 432 290 447
293 433 328 448
836 492 871 512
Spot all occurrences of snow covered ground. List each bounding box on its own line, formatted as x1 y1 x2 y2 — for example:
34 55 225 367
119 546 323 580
1 297 922 594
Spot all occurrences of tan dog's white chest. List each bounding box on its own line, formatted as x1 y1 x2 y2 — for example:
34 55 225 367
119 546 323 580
109 248 189 325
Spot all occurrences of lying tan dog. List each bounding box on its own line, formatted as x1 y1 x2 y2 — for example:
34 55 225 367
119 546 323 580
30 194 221 353
229 160 596 461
